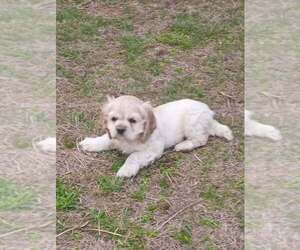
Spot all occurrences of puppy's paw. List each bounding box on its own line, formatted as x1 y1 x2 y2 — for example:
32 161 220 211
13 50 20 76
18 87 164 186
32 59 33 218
224 129 233 141
79 137 103 152
265 126 282 141
116 164 139 178
36 137 56 153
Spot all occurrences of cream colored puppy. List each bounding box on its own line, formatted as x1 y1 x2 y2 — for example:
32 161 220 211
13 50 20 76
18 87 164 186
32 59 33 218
80 95 233 177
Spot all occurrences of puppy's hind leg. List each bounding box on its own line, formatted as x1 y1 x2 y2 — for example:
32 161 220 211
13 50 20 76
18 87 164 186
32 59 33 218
175 111 210 152
175 129 209 152
174 137 208 152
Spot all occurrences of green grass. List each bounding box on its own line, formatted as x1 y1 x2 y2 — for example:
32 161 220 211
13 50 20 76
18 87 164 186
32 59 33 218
126 57 167 77
79 80 96 97
139 203 157 224
97 176 124 194
173 224 193 245
139 211 154 224
68 110 96 132
199 217 219 228
159 177 172 196
56 179 80 211
164 76 204 102
57 7 108 41
157 14 229 49
200 184 224 208
131 178 149 201
91 209 120 233
121 35 146 62
157 32 193 49
14 136 32 149
0 179 36 210
91 208 157 249
58 47 82 61
111 159 125 173
63 136 76 149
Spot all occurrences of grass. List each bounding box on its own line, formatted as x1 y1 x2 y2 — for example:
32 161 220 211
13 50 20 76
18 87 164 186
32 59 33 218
164 76 205 102
91 209 120 233
56 179 80 211
57 7 108 41
97 176 124 194
111 159 125 172
200 184 224 209
14 136 32 149
68 110 96 132
57 0 244 249
157 32 193 49
173 224 193 245
63 136 76 149
199 217 219 229
157 14 229 50
131 177 149 201
91 208 157 249
0 179 36 210
121 35 147 63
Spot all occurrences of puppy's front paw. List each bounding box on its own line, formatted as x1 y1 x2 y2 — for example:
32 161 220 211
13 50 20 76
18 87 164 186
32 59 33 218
116 163 139 178
79 137 103 152
36 137 56 152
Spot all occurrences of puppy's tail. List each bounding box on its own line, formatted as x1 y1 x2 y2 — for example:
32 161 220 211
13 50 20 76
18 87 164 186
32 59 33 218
209 120 233 141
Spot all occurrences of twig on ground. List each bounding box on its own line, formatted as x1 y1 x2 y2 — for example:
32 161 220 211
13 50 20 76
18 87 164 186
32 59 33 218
0 221 54 239
260 91 284 100
84 228 124 237
218 91 235 100
156 201 201 231
72 152 88 169
56 221 89 238
194 153 203 163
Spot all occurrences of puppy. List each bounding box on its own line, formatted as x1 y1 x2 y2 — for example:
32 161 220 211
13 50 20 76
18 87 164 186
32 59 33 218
80 95 233 177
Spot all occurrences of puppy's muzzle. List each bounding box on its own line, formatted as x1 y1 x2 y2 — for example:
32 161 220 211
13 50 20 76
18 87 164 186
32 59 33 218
117 128 126 135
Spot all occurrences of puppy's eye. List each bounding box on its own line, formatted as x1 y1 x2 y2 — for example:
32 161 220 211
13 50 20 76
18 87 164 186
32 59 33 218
128 118 136 123
111 117 118 122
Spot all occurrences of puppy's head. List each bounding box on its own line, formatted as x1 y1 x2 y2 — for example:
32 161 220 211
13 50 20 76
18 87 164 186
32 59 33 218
102 95 156 142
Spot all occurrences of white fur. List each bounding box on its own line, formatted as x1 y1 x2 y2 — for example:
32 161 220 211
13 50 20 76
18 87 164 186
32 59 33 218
80 96 233 177
245 110 281 141
36 137 56 152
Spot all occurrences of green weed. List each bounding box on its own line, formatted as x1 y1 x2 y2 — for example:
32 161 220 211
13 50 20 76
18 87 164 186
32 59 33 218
198 217 219 228
56 179 80 211
121 35 146 62
97 176 123 194
0 179 36 210
132 178 149 201
173 224 193 245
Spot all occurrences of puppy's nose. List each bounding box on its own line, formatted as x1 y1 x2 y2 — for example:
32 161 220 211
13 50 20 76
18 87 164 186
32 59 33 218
117 128 126 135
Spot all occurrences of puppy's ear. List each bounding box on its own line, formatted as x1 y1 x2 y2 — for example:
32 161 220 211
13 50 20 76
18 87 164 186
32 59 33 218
101 97 113 139
141 102 156 142
102 95 114 114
